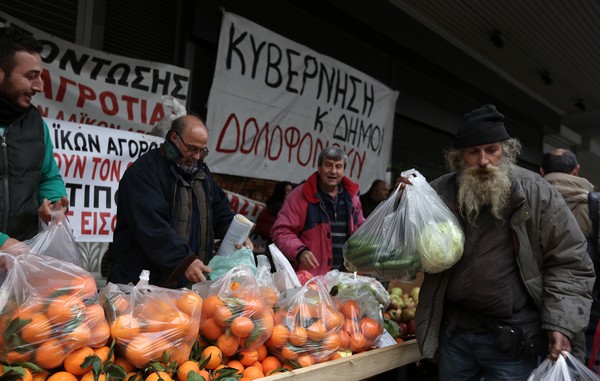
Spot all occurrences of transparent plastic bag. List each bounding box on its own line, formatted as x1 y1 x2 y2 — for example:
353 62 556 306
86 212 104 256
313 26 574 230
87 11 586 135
193 265 275 357
344 180 418 280
266 277 342 367
400 169 465 274
99 272 203 368
269 243 301 292
325 272 387 352
0 253 108 369
527 351 600 380
25 213 81 266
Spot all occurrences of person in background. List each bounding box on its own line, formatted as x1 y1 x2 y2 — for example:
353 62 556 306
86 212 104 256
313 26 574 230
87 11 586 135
539 148 595 238
253 180 294 240
0 26 68 256
108 115 252 288
413 104 594 380
359 179 389 218
271 146 364 276
539 148 600 363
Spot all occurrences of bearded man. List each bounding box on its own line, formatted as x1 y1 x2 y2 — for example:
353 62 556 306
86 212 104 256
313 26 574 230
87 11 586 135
414 104 595 381
109 115 252 288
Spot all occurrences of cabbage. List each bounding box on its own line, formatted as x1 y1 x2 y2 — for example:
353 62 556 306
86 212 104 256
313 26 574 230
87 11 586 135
416 221 464 273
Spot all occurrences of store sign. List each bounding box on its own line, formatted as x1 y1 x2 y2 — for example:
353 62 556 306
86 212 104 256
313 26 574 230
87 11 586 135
206 12 399 191
0 11 190 134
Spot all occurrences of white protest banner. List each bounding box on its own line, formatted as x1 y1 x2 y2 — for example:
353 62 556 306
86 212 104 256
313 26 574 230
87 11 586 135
1 11 190 134
224 190 266 222
206 12 399 191
47 118 163 242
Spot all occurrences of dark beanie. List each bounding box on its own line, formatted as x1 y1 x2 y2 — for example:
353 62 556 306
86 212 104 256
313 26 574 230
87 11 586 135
453 104 510 148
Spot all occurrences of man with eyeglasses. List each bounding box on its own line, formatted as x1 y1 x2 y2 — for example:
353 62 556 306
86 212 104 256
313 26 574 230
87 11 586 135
108 114 250 288
0 27 68 257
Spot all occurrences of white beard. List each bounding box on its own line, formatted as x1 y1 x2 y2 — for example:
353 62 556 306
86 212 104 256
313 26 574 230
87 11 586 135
456 162 513 227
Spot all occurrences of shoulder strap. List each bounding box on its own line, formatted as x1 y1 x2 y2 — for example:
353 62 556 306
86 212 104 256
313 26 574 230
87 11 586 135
589 191 600 253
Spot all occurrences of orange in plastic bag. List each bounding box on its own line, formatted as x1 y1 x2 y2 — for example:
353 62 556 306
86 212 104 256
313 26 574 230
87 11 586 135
0 253 109 369
193 266 276 358
99 273 203 368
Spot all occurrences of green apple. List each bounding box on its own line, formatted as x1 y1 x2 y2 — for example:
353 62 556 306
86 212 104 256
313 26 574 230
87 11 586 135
390 287 403 296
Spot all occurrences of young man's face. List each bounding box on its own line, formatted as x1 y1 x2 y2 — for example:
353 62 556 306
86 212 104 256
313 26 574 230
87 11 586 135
318 157 345 191
0 51 44 109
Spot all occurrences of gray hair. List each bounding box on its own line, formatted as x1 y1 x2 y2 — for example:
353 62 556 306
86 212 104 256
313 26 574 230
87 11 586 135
318 146 348 167
445 137 522 171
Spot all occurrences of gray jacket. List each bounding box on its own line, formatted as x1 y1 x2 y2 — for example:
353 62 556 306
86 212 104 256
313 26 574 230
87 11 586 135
415 166 595 359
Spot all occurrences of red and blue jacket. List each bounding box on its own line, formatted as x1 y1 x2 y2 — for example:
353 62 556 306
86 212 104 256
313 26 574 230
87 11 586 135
271 172 364 276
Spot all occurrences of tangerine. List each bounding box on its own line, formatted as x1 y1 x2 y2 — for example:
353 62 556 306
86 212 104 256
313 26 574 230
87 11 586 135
216 334 239 357
225 359 244 374
359 317 383 339
265 324 288 348
230 316 254 338
201 295 224 319
111 315 141 341
199 317 223 342
306 321 327 341
348 331 368 353
47 295 85 325
35 339 67 370
289 326 307 347
213 305 233 327
297 354 314 368
63 345 95 375
238 349 258 367
93 346 114 363
200 345 223 370
46 372 78 381
261 355 282 376
176 291 203 317
80 371 106 381
176 360 200 381
145 371 173 381
20 313 52 344
340 300 360 320
114 357 136 373
241 366 264 380
256 344 267 362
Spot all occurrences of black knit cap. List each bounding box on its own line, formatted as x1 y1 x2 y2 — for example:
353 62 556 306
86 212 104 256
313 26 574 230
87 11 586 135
453 104 510 148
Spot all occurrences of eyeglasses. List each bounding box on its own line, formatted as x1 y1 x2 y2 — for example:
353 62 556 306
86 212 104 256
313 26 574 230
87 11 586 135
175 132 209 159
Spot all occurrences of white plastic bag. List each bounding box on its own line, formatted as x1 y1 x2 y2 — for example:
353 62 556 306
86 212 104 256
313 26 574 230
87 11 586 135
25 214 81 266
527 351 600 380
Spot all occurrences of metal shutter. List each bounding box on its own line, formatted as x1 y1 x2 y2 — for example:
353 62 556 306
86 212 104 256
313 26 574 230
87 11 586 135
1 0 78 41
103 0 178 64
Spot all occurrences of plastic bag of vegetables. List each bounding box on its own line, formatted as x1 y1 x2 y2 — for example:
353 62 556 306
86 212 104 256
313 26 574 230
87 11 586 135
343 178 421 280
399 169 465 273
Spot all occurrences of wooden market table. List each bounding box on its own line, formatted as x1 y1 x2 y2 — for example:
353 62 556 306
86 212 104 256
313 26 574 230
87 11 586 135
261 339 421 381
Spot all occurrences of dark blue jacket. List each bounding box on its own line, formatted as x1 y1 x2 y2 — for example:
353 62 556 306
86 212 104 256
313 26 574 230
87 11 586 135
108 146 234 287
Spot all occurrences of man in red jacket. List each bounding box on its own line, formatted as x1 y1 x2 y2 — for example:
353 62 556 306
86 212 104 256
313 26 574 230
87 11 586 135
271 146 365 276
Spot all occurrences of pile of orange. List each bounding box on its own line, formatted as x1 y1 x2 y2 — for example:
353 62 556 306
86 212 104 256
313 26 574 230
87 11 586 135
265 282 344 368
0 267 110 370
335 299 384 353
101 286 203 368
199 284 276 359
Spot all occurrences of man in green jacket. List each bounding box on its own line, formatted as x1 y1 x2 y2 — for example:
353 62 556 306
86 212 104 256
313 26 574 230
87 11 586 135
415 104 594 380
0 26 68 255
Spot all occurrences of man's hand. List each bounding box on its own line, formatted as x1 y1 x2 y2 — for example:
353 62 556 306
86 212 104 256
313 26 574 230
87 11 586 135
298 250 319 270
184 258 211 283
234 237 254 252
38 196 69 223
0 238 31 255
547 331 571 360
